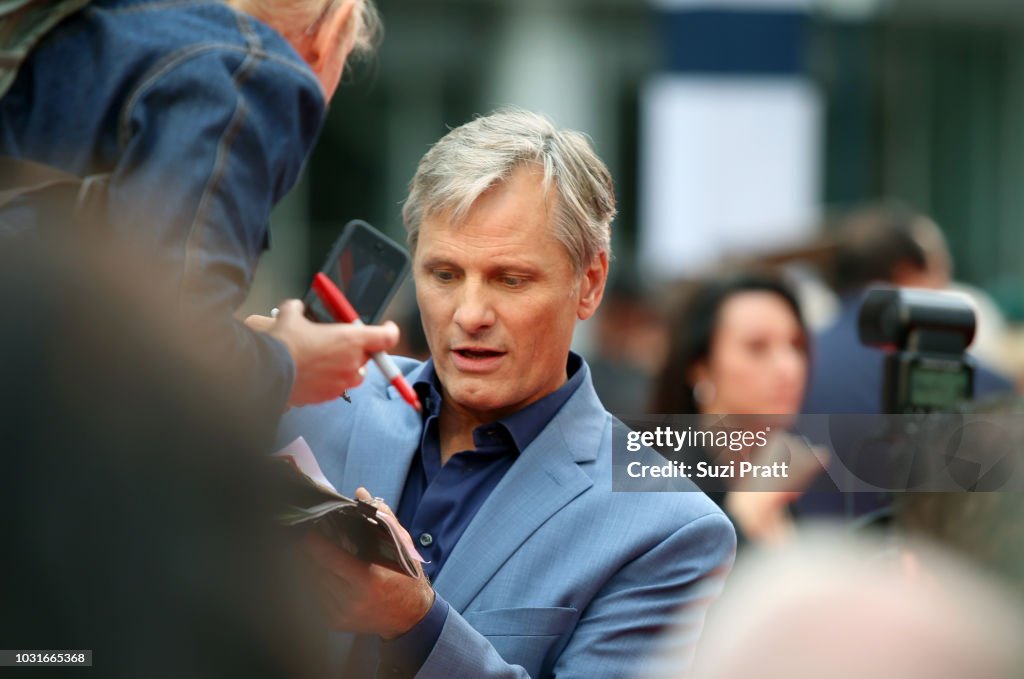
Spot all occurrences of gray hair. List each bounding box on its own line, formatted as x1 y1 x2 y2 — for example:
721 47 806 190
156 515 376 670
347 0 382 58
402 108 616 274
231 0 381 57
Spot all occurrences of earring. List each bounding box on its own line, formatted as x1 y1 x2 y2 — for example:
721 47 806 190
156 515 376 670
693 380 716 406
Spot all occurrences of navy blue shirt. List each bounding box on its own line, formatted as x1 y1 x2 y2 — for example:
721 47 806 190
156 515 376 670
376 352 586 676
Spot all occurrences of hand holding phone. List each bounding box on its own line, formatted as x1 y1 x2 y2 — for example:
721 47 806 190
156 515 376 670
245 220 413 408
310 273 422 411
245 300 400 407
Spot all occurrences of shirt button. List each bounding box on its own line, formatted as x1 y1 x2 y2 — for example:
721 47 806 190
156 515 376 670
419 532 434 547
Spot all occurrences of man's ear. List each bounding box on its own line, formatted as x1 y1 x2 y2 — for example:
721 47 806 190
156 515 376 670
576 250 609 321
306 0 357 75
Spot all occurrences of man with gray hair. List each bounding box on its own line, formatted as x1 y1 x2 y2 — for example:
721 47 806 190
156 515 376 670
278 108 735 678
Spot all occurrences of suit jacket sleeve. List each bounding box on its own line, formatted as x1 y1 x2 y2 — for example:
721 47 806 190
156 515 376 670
414 511 736 678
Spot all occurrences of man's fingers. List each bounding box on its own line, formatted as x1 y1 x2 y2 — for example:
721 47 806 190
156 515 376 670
311 558 359 629
276 298 305 320
244 313 275 332
348 321 399 354
271 306 399 407
356 486 397 518
248 299 306 333
304 531 369 581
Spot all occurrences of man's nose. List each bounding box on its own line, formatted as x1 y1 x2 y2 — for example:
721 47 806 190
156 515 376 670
452 279 496 334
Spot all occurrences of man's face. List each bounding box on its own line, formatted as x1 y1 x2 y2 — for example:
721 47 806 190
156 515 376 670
413 166 607 422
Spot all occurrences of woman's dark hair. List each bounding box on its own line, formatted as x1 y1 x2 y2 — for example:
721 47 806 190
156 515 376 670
650 270 808 414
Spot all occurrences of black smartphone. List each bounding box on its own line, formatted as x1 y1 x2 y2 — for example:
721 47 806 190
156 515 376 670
303 220 412 324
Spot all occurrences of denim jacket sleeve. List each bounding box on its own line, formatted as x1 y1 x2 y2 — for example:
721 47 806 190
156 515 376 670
108 38 326 410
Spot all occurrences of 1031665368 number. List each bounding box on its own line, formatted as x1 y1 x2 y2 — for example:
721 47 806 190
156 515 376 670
1 651 92 667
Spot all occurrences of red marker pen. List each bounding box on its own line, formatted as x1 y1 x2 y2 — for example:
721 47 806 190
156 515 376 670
312 272 422 412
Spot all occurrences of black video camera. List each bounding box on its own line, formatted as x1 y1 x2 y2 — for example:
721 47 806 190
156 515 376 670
858 286 976 414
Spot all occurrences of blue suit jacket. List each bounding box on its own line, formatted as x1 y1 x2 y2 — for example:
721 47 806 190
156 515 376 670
280 358 736 678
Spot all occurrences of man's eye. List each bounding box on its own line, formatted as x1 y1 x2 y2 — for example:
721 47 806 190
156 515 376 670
501 276 524 288
433 270 456 282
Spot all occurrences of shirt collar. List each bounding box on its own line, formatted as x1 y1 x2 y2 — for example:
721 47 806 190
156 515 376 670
413 352 586 455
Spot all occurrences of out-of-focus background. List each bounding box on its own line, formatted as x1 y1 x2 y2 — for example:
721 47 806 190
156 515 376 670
244 0 1024 393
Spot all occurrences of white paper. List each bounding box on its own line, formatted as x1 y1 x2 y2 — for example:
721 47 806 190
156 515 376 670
273 436 339 495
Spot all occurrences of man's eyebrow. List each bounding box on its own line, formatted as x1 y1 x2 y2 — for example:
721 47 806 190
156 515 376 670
418 254 543 273
488 260 541 273
418 256 458 269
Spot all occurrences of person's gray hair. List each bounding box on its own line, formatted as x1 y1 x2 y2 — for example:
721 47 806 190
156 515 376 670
347 0 381 58
230 0 381 57
402 108 616 274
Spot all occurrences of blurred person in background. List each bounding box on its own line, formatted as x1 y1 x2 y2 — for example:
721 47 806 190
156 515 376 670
589 268 668 413
798 204 1017 520
647 532 1024 679
910 215 1015 377
803 203 1015 415
653 271 808 420
0 235 326 677
0 0 396 412
892 398 1024 594
896 492 1024 596
651 271 821 546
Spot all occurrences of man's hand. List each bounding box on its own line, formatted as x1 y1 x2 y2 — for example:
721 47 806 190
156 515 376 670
245 300 399 407
303 487 435 640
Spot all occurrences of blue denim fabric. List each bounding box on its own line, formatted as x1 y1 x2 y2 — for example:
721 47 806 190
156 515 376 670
0 0 327 409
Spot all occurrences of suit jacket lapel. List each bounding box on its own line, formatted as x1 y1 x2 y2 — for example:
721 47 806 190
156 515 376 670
340 364 430 506
433 372 608 611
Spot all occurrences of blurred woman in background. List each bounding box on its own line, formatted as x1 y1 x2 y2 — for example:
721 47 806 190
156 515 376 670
651 271 817 545
652 271 808 423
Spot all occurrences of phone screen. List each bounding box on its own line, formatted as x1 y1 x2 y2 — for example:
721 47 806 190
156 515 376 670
304 221 411 324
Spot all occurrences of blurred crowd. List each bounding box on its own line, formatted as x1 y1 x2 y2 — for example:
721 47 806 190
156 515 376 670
581 201 1024 558
585 202 1022 419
